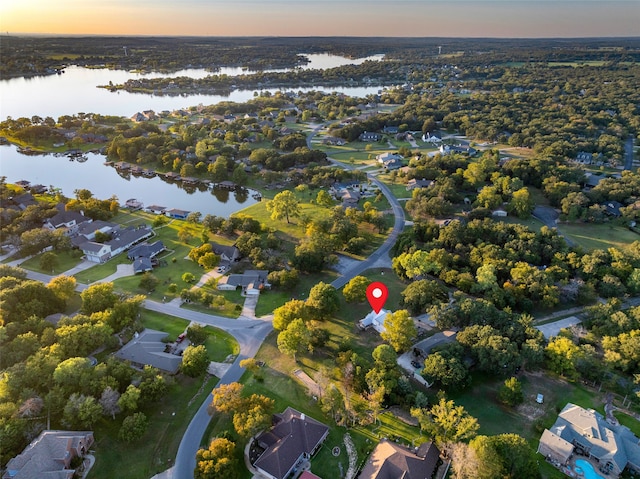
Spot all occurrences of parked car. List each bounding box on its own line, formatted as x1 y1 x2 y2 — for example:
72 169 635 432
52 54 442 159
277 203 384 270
176 333 186 343
411 360 422 369
217 265 228 273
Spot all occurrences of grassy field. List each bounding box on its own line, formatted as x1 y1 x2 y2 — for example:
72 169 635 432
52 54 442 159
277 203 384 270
613 411 640 436
559 223 640 251
90 375 217 479
19 249 84 275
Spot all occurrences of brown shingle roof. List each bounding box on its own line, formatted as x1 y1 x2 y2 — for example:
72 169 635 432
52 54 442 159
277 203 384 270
254 408 329 479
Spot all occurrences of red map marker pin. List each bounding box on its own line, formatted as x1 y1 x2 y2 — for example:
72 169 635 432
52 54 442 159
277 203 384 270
366 281 388 314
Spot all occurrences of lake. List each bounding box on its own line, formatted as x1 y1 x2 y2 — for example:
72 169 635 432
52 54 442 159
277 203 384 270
0 144 258 217
0 53 384 120
0 53 384 217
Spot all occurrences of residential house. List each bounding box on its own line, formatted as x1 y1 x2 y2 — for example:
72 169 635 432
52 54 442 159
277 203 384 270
10 193 37 210
575 152 594 165
603 201 623 217
359 131 382 142
3 430 94 479
438 144 477 156
73 220 117 242
146 205 167 215
584 173 605 189
492 208 508 217
133 257 153 274
165 208 190 219
125 198 144 210
376 152 403 164
382 158 403 170
537 403 640 477
422 133 442 144
358 439 441 479
210 242 241 263
130 112 148 122
406 178 434 190
79 242 112 263
127 241 166 261
114 329 182 374
359 309 391 334
341 190 361 206
383 125 399 134
217 270 269 295
78 226 153 263
252 408 329 479
43 205 91 235
322 136 347 146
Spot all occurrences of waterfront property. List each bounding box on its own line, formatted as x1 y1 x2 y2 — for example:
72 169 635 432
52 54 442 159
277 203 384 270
78 225 154 263
3 430 94 479
251 407 329 479
537 403 640 478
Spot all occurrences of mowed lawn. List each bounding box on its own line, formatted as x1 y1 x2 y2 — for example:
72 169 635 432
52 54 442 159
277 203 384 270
141 310 239 362
19 249 84 275
560 223 640 251
90 375 217 479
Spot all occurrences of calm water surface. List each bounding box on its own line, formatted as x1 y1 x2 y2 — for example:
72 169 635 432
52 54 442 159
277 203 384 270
0 145 257 217
0 53 384 216
0 54 384 120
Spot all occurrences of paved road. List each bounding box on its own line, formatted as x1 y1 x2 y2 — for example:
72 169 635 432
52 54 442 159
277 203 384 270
624 135 635 171
306 122 407 290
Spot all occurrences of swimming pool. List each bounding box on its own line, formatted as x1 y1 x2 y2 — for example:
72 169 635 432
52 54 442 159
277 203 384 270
575 459 605 479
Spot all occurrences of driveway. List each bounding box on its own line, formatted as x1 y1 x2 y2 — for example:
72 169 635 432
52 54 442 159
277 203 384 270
536 316 582 339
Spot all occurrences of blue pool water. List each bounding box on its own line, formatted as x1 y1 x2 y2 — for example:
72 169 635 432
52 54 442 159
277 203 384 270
575 459 605 479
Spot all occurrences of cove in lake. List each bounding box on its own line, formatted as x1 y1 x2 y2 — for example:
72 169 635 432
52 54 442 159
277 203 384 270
0 54 384 120
0 144 258 217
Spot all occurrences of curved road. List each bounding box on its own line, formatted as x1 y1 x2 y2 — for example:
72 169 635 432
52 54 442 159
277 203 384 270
306 122 407 289
12 122 405 479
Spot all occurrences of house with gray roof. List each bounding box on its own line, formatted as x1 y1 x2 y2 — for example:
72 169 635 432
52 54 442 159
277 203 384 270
3 430 94 479
359 439 441 479
127 241 166 261
114 329 182 374
133 257 153 274
210 242 241 263
537 403 640 477
217 270 269 295
252 408 329 479
43 205 91 234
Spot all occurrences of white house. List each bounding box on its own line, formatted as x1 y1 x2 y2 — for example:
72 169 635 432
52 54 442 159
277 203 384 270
359 309 391 334
422 133 442 143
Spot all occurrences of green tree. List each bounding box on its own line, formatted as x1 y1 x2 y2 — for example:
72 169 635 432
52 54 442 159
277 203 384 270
182 272 196 284
119 412 148 443
63 393 102 429
211 383 245 414
232 394 275 437
546 336 582 378
316 189 334 208
80 282 117 314
47 275 77 304
232 165 248 186
272 299 307 331
381 310 417 353
39 251 58 272
498 377 524 406
306 282 339 319
118 385 141 414
509 187 534 219
265 190 300 224
198 252 219 270
186 324 207 345
138 272 159 292
470 434 540 479
277 319 311 361
401 279 448 315
411 396 479 446
343 276 370 303
195 437 239 479
181 345 209 377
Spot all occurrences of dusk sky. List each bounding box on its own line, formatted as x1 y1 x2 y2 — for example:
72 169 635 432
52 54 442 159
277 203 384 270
1 0 639 38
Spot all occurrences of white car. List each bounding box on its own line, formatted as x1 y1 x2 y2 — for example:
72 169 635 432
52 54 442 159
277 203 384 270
217 265 228 273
